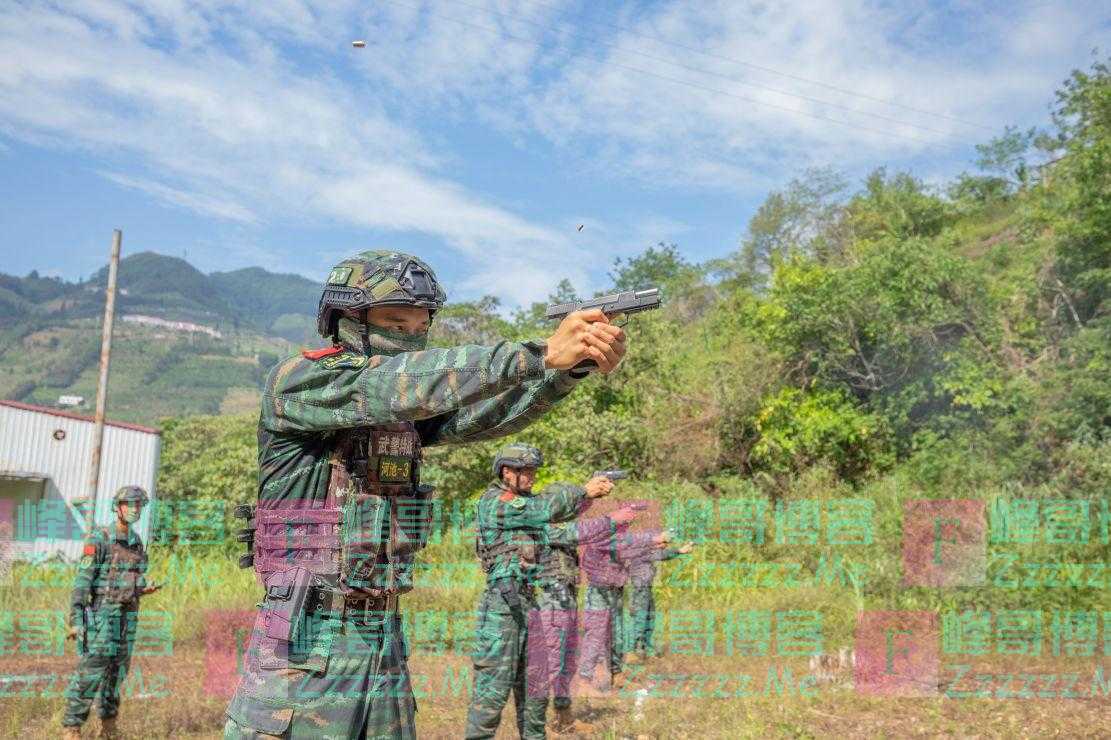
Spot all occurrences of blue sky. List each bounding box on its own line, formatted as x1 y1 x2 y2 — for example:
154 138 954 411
1 0 1108 307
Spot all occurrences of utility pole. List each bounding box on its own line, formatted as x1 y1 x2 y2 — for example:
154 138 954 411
86 229 121 530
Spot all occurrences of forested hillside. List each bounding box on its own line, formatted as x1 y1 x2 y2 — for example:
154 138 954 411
161 62 1109 615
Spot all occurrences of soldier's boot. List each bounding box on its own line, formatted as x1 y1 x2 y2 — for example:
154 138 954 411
61 727 82 740
624 651 642 666
553 707 596 736
611 671 626 690
96 717 118 740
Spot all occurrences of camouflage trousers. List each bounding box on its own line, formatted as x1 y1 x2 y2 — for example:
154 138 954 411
464 580 546 740
627 584 656 655
62 605 136 727
527 579 578 712
578 585 624 680
223 601 415 740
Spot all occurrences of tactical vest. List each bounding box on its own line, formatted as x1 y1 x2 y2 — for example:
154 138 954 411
92 530 146 606
475 489 540 578
251 423 433 597
537 540 579 585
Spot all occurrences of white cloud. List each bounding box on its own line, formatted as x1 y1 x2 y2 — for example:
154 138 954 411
0 0 582 304
1 0 1106 305
101 171 259 224
504 0 1108 190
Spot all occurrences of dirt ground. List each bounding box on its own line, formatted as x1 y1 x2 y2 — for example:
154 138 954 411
2 640 1108 739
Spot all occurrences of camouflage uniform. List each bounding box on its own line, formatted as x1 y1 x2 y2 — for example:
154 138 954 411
464 477 589 740
626 546 683 657
224 252 588 740
527 485 613 719
62 489 150 730
576 530 657 683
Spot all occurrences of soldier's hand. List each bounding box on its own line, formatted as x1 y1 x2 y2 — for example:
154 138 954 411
141 583 162 595
609 507 638 525
653 530 672 546
584 476 614 498
544 309 626 374
66 626 77 641
677 542 694 554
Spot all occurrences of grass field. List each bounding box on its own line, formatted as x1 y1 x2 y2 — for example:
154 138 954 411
2 539 1108 739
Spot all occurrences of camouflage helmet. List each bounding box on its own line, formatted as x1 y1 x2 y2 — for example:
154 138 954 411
113 485 149 506
317 250 446 338
492 443 544 477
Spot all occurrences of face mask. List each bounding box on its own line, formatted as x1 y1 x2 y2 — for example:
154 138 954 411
121 505 141 524
337 316 429 355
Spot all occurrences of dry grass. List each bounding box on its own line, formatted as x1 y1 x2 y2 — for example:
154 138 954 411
2 645 1108 739
3 548 1107 738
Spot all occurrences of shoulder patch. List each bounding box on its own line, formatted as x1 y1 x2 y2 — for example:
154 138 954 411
83 543 97 556
319 352 368 370
302 346 345 361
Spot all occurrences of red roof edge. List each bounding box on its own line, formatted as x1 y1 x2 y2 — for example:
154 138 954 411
0 399 161 435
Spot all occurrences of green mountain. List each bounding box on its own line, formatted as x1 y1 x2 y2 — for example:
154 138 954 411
0 252 322 425
208 266 319 341
2 251 320 339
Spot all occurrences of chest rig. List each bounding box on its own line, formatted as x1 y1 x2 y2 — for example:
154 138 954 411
92 532 146 606
475 488 541 578
537 538 578 584
247 423 434 598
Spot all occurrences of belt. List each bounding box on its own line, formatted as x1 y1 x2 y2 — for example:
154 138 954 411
343 593 399 625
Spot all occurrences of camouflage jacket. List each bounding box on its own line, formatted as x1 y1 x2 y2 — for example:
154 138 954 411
579 529 660 588
627 545 683 587
70 525 147 624
535 484 612 586
474 481 584 584
257 340 583 508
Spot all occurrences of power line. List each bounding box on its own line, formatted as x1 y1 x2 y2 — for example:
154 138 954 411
437 0 963 139
515 0 997 132
378 0 953 148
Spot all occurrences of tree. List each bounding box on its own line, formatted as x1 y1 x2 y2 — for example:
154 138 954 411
846 169 952 244
975 125 1039 190
610 243 699 292
510 279 579 338
429 296 513 347
1037 57 1111 326
737 167 849 284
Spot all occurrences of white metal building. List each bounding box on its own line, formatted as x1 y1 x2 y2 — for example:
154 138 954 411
0 400 160 561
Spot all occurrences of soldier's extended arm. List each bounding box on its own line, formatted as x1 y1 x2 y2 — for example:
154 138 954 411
650 547 685 562
262 341 558 433
478 485 585 533
536 483 595 520
416 368 585 446
614 530 663 564
545 514 614 549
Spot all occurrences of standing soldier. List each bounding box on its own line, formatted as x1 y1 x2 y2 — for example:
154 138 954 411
528 472 630 736
624 540 693 665
576 528 668 692
465 446 637 739
224 251 626 740
62 486 161 740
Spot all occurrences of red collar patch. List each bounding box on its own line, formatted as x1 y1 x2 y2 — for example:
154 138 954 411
499 491 516 503
302 346 345 360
